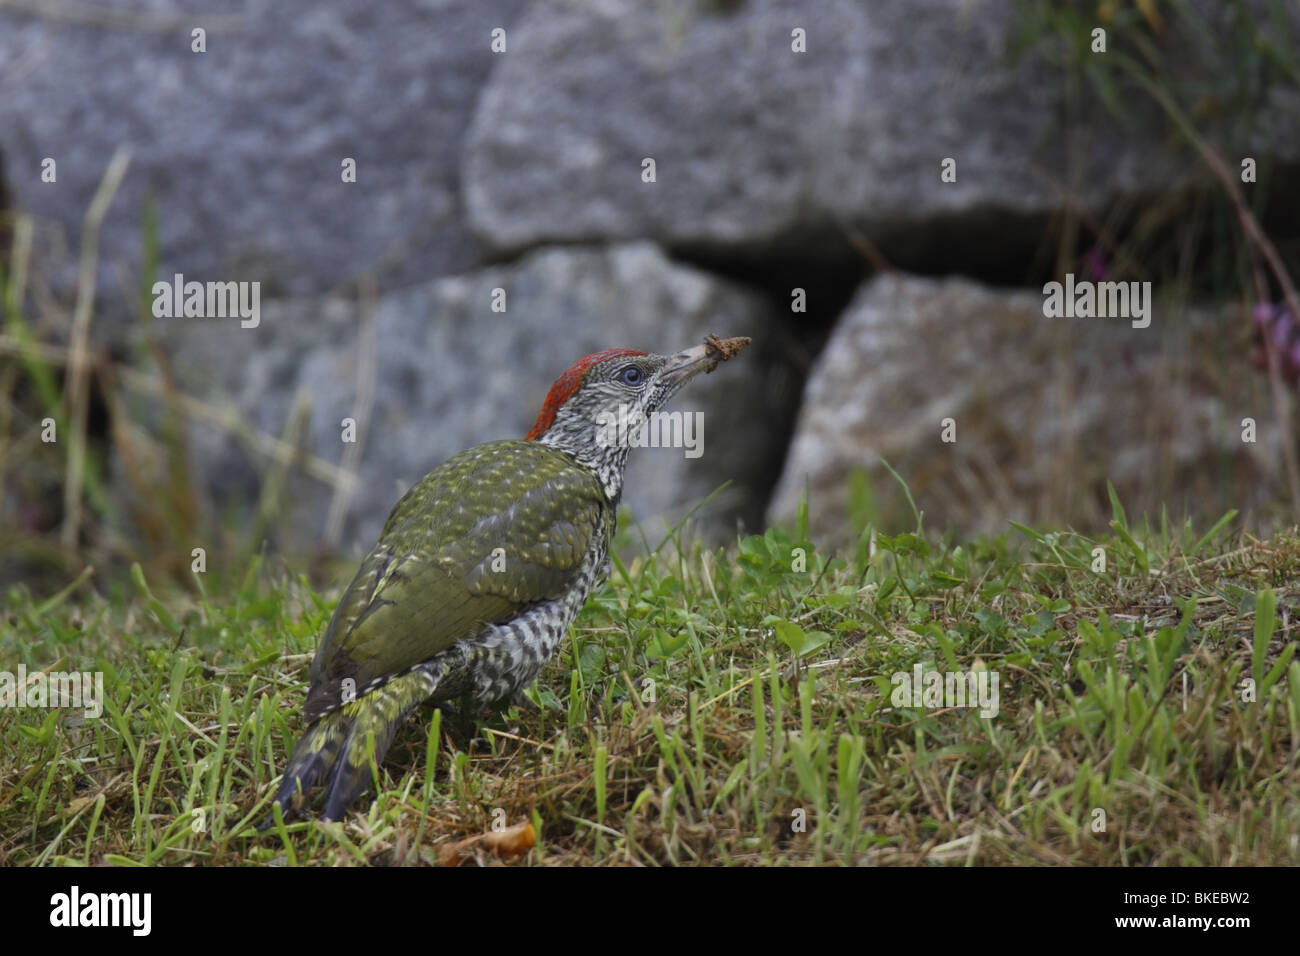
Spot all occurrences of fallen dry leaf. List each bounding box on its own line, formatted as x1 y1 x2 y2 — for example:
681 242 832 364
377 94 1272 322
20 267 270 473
437 820 536 867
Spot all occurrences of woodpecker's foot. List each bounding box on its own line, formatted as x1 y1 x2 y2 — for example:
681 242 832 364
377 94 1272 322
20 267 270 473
257 792 303 831
442 694 479 746
507 688 541 714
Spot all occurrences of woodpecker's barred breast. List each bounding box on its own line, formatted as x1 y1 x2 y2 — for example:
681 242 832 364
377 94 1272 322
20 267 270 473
462 512 611 702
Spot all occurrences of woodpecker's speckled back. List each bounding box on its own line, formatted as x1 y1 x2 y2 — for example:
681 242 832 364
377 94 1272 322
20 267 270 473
268 337 749 822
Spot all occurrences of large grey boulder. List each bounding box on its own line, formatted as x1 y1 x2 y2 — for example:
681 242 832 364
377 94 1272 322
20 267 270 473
464 0 1299 256
768 274 1282 543
0 0 523 303
140 243 783 555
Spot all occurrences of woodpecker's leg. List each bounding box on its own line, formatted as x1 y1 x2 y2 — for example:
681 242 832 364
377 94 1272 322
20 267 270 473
507 686 541 713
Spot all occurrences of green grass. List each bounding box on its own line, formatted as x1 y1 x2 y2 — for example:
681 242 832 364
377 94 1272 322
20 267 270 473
2 0 1297 871
1 495 1297 866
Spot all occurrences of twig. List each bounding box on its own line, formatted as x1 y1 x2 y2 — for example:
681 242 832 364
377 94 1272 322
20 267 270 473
7 212 32 309
324 275 378 549
1247 262 1300 512
1127 67 1300 512
1198 147 1300 512
249 389 312 553
0 334 351 489
836 219 893 274
0 215 34 462
62 148 130 550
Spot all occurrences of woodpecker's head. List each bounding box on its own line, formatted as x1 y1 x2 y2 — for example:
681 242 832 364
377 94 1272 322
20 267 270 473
525 338 750 497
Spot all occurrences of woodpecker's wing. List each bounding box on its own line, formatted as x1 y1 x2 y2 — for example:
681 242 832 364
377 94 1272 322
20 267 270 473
302 440 606 722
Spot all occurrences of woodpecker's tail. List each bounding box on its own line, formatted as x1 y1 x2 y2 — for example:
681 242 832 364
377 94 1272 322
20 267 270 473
264 666 444 825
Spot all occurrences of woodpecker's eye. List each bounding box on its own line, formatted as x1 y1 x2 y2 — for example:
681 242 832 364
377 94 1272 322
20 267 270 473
618 365 644 387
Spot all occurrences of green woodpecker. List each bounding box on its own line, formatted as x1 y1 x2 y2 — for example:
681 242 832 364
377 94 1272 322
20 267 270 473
268 335 750 821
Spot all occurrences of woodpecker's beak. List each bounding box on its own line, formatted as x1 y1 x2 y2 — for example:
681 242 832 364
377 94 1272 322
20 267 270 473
658 343 714 392
659 335 751 392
